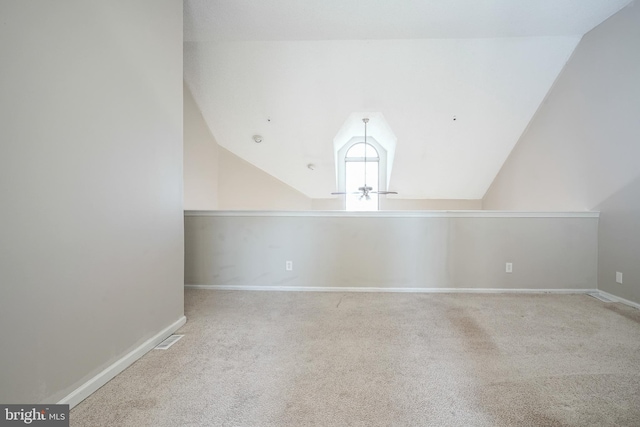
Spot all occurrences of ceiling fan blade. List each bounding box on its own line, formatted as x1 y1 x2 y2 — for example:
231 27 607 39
370 191 398 195
331 192 347 195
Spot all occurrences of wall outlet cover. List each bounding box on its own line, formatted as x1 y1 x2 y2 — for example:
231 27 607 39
616 271 623 284
506 262 513 273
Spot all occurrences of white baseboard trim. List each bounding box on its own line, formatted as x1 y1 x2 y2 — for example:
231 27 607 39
58 315 187 409
185 284 595 294
597 290 640 310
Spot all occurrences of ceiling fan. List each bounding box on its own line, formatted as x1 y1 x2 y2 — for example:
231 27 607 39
332 118 398 200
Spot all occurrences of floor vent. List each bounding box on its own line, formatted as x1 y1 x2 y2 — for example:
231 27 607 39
155 334 184 350
588 292 613 303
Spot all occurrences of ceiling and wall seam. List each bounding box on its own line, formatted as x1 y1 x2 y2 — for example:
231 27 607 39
481 36 585 202
184 1 633 201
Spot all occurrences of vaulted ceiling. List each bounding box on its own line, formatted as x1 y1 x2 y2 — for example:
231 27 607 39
184 0 632 199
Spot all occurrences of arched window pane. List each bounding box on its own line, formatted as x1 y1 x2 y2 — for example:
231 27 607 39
346 142 378 159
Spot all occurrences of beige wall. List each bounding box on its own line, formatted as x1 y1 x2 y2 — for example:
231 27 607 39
185 213 598 291
0 1 184 404
218 147 312 210
381 198 482 211
311 198 344 210
482 2 640 303
184 83 219 210
596 176 640 303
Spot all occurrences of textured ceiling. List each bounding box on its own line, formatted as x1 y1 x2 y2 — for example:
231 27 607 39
183 0 632 199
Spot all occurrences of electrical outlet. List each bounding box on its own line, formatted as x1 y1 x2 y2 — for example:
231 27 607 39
616 271 623 284
286 260 293 271
506 262 513 273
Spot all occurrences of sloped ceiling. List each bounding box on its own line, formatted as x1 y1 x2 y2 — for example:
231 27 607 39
183 0 632 199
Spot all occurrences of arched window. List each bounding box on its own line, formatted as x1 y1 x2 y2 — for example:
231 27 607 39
335 137 388 211
333 115 396 211
345 142 379 211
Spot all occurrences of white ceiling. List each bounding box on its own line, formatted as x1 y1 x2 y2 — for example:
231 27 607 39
184 0 631 41
183 0 632 199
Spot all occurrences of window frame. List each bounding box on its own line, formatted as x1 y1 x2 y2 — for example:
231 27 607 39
336 137 389 211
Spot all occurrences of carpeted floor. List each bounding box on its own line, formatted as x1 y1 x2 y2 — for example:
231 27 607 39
71 290 640 426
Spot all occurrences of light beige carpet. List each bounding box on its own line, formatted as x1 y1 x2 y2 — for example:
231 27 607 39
71 290 640 426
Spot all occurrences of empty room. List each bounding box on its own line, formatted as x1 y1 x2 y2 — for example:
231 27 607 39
1 1 639 426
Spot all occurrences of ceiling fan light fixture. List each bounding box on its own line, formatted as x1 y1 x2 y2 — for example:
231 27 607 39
253 135 263 143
